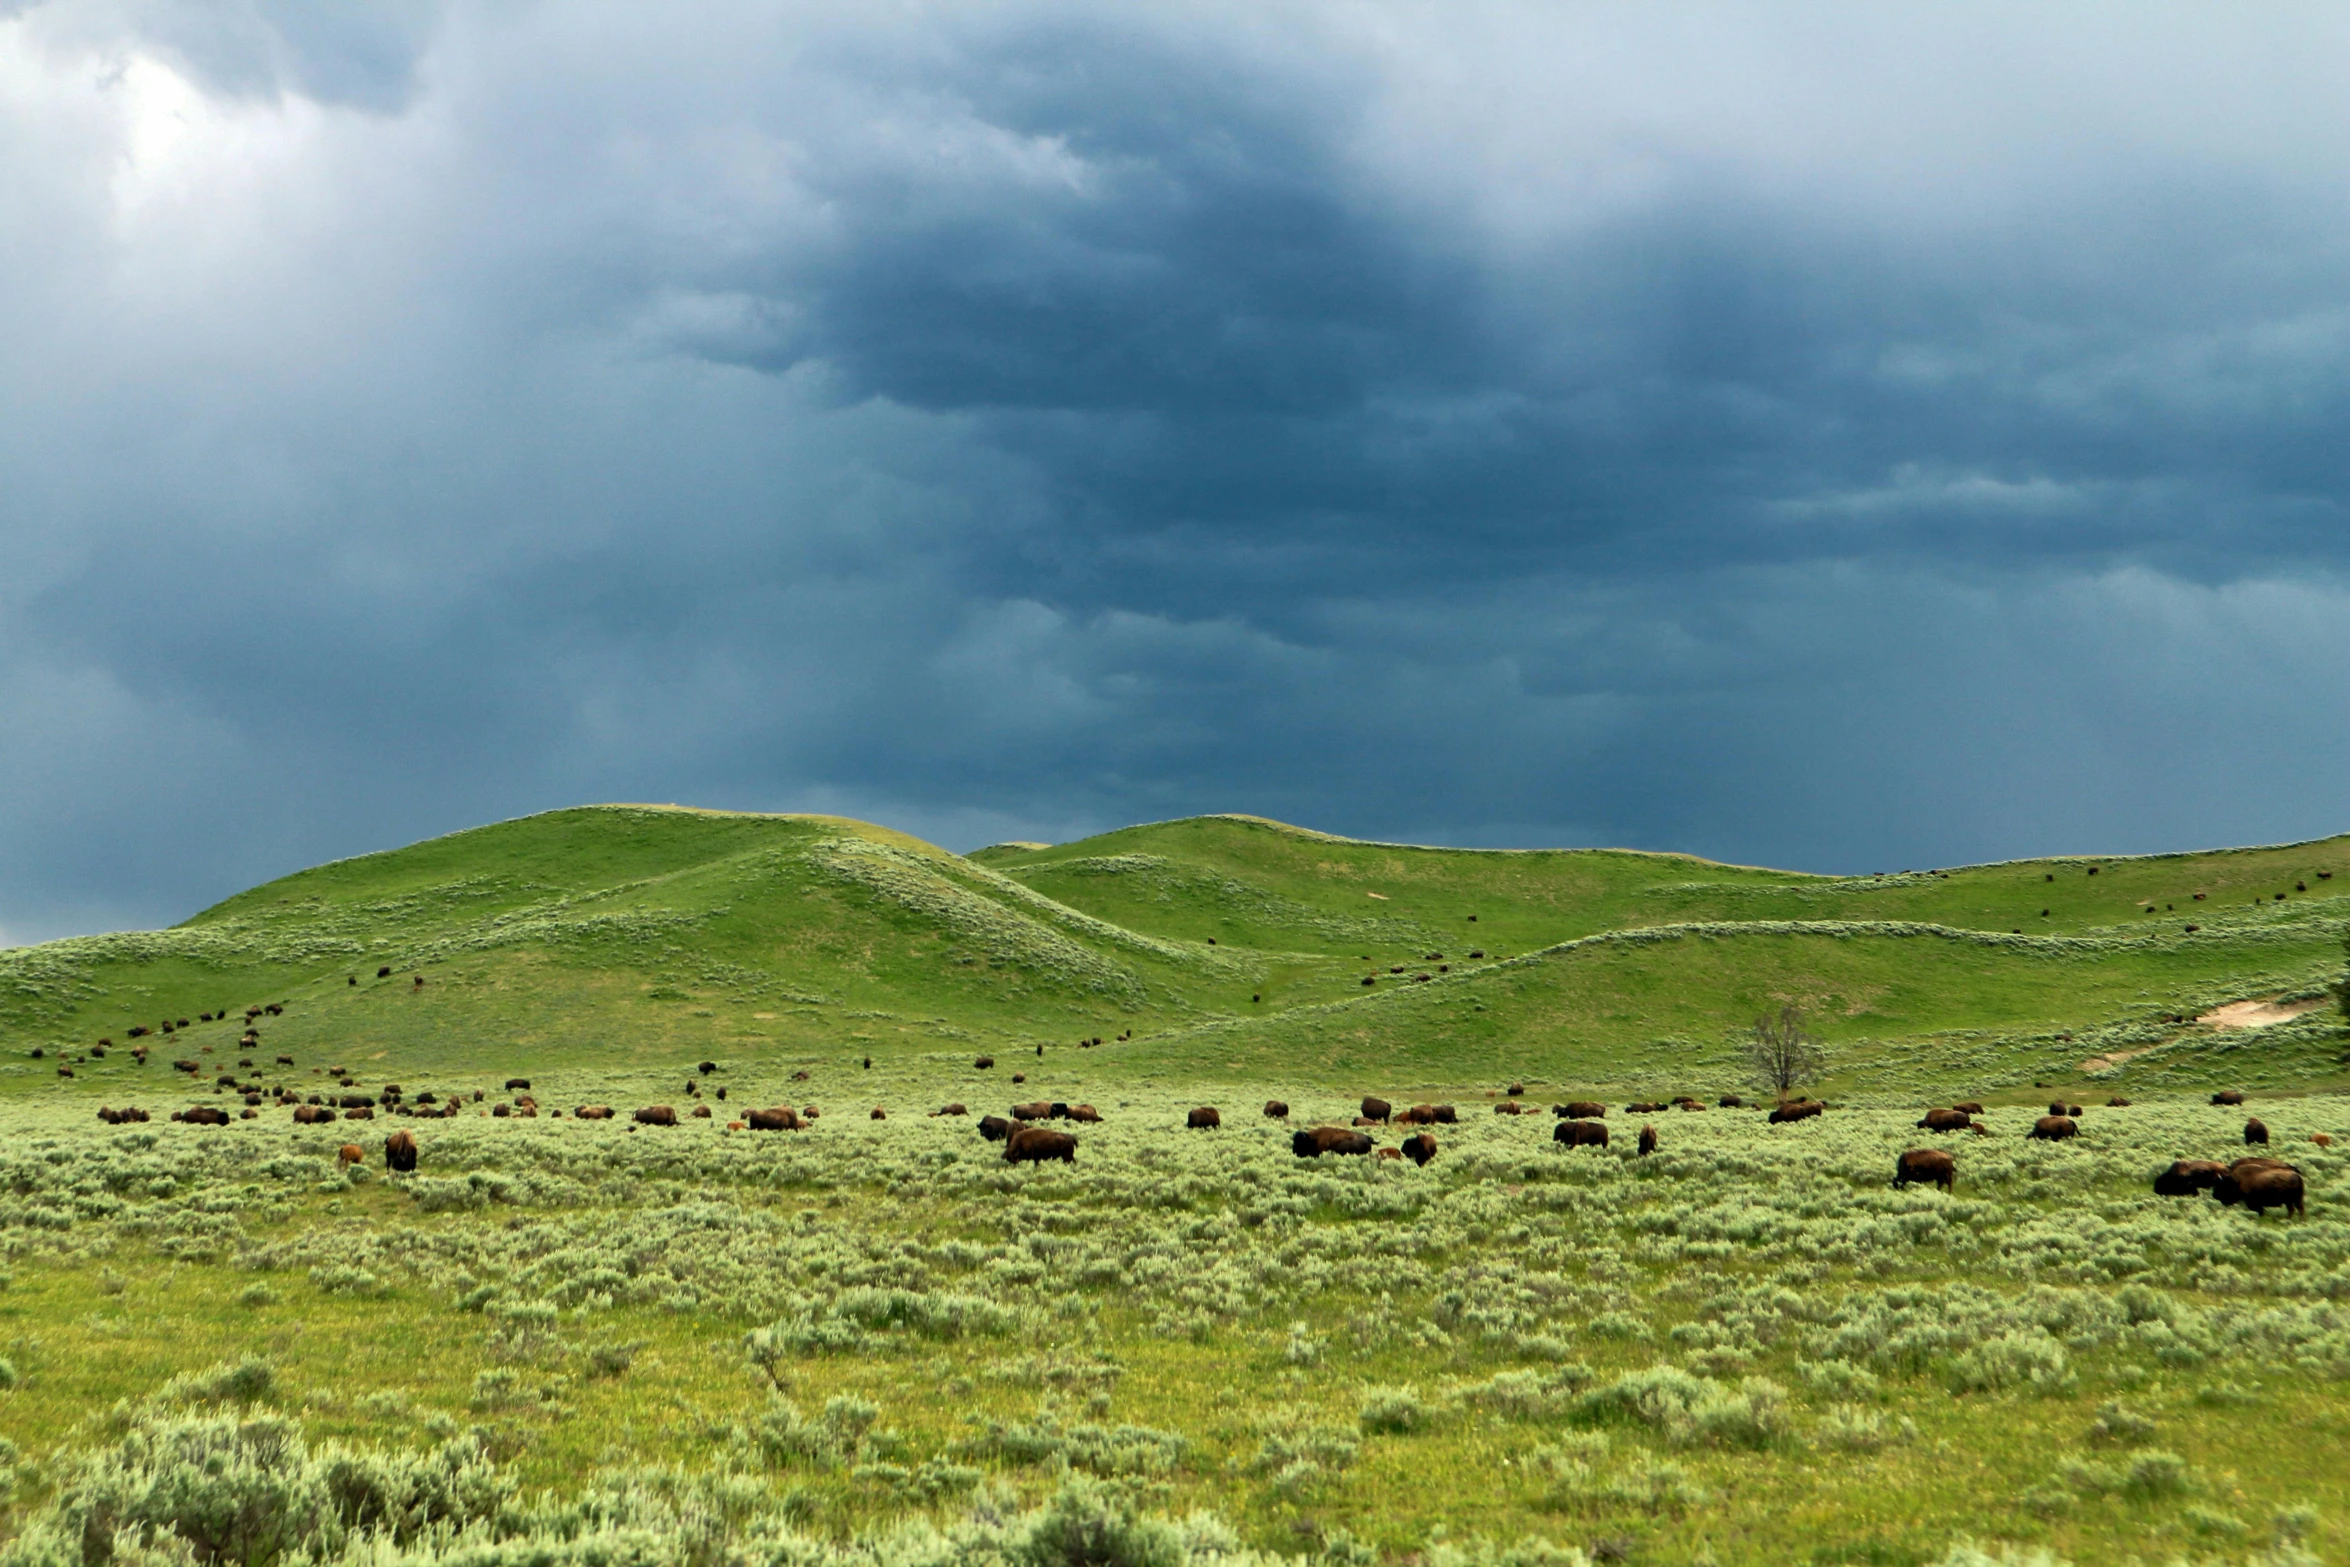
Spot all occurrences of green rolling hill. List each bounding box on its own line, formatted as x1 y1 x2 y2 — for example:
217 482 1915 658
3 804 2344 1106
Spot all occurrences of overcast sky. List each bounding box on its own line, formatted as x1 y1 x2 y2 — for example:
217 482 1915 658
3 2 2347 942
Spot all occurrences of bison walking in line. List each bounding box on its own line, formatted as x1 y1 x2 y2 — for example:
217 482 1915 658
1894 1148 1955 1191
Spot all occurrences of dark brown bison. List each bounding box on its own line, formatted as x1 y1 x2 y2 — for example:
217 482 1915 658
1263 1100 1289 1118
2244 1118 2270 1145
1894 1148 1956 1191
1553 1119 1609 1148
697 1060 717 1074
2212 1158 2304 1216
1431 1104 1458 1124
1005 1126 1077 1164
747 1107 803 1131
344 1107 374 1121
2028 1115 2078 1141
1625 1101 1666 1114
1918 1108 1973 1132
385 1130 418 1173
1506 1082 1524 1097
1718 1094 1745 1108
2066 1104 2085 1118
1559 1101 1606 1119
871 1107 886 1120
633 1106 678 1127
1012 1101 1053 1121
1293 1126 1374 1157
292 1104 333 1124
932 1103 968 1117
2212 1090 2246 1106
505 1078 531 1091
1186 1107 1221 1130
2047 1100 2069 1116
1768 1101 1824 1125
1493 1101 1526 1115
1067 1104 1101 1123
575 1105 614 1120
974 1056 995 1070
1673 1098 1706 1112
2153 1158 2228 1196
2107 1096 2132 1107
1360 1096 1392 1123
691 1105 713 1119
1400 1132 1437 1165
1637 1124 1658 1157
977 1115 1013 1142
175 1106 230 1126
1951 1101 1985 1115
1398 1104 1439 1125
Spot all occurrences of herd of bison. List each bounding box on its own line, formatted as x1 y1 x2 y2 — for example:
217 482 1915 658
53 1001 2318 1218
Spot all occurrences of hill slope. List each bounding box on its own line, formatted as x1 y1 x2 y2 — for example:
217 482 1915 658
2 806 2344 1104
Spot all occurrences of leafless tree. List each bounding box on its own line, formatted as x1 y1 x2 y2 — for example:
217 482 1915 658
1747 1003 1825 1099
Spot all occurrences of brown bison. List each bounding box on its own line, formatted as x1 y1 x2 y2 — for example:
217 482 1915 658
344 1107 374 1121
1718 1094 1745 1108
292 1104 333 1124
505 1078 531 1091
1398 1104 1440 1125
1186 1107 1221 1130
1768 1101 1824 1125
1625 1102 1666 1114
2066 1104 2085 1118
974 1056 995 1070
1401 1132 1437 1166
1263 1100 1289 1118
575 1105 615 1120
1894 1148 1956 1191
2244 1118 2270 1145
1918 1108 1973 1132
747 1107 803 1131
385 1130 418 1173
977 1115 1013 1142
1293 1126 1374 1157
1951 1101 1985 1115
1553 1119 1609 1149
337 1144 363 1166
692 1106 713 1119
2153 1159 2229 1196
1673 1098 1706 1112
1431 1105 1458 1124
633 1106 678 1127
2315 1133 2335 1149
1012 1101 1053 1121
1377 1147 1402 1161
1637 1124 1658 1157
2211 1090 2246 1106
932 1103 968 1117
1493 1101 1526 1115
1360 1096 1392 1123
2028 1115 2077 1141
2047 1100 2069 1116
1067 1104 1102 1123
1559 1101 1606 1119
871 1107 886 1120
1005 1126 1077 1165
1506 1082 1524 1097
2212 1158 2304 1216
2107 1097 2132 1107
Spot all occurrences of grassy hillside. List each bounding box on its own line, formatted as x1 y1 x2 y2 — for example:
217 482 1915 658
4 806 2346 1107
2 806 2348 1567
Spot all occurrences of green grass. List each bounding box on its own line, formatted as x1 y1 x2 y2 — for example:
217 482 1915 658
0 804 2346 1566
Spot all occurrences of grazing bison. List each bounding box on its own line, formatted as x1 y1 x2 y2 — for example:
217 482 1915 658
1012 1101 1053 1121
1431 1104 1458 1124
1399 1104 1439 1125
276 1055 294 1066
505 1078 531 1092
2153 1159 2229 1196
691 1106 713 1119
385 1130 418 1173
2212 1158 2305 1217
2315 1133 2335 1149
697 1060 717 1074
1004 1126 1077 1165
1768 1101 1824 1125
974 1057 995 1070
292 1104 333 1124
1918 1108 1973 1132
2028 1115 2078 1141
1625 1102 1666 1114
1263 1100 1289 1118
1506 1082 1525 1097
1186 1107 1221 1130
2212 1090 2246 1106
1493 1101 1526 1115
2243 1118 2270 1145
1719 1094 1745 1108
932 1103 968 1117
337 1144 364 1166
633 1106 678 1128
1894 1148 1956 1191
175 1106 230 1126
1401 1132 1437 1166
747 1107 803 1131
1377 1147 1402 1161
1637 1124 1658 1157
1560 1101 1606 1119
575 1105 614 1120
2066 1104 2085 1118
1673 1098 1706 1112
871 1107 886 1120
344 1107 374 1121
2108 1097 2132 1107
1553 1119 1609 1149
977 1115 1013 1142
1951 1101 1985 1115
1360 1097 1392 1123
1292 1126 1374 1157
1067 1104 1101 1123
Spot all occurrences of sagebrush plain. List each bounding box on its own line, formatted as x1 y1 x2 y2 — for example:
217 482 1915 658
0 806 2345 1567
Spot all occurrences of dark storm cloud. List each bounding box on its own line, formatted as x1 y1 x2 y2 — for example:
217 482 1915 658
2 1 2348 942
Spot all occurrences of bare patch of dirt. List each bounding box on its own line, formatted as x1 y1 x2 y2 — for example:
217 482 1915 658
2197 997 2331 1030
2080 1045 2155 1074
